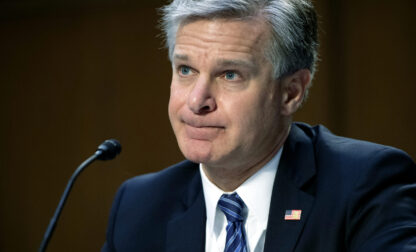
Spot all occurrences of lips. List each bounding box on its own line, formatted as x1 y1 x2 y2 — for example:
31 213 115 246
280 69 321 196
179 113 225 140
184 124 224 140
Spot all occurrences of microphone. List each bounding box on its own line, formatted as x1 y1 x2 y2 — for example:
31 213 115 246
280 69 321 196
39 139 122 252
95 139 122 160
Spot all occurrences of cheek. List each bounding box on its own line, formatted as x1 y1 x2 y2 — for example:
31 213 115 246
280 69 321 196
229 88 279 135
168 83 186 118
222 93 263 135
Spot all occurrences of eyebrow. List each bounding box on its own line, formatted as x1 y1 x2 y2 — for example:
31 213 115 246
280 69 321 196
173 54 189 61
174 54 254 67
216 59 256 70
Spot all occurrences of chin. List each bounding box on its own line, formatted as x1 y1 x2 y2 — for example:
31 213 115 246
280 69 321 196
179 140 215 164
182 149 213 164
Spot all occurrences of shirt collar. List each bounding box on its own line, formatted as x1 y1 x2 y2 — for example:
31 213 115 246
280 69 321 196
200 147 283 235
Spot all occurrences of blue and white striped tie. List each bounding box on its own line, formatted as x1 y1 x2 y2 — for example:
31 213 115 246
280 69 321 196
218 193 248 252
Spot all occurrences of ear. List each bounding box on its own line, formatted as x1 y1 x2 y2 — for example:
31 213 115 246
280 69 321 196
280 69 311 116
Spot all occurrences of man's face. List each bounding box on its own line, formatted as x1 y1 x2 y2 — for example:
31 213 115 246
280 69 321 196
168 18 286 170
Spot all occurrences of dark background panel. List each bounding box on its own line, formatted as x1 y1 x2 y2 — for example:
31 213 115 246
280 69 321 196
1 0 414 251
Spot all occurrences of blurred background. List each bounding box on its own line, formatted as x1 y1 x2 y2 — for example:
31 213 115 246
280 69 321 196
1 0 415 251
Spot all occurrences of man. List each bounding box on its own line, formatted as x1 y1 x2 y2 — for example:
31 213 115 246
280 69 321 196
102 0 416 251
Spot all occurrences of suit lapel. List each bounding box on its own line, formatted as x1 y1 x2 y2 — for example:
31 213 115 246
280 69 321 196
166 165 206 252
264 124 316 252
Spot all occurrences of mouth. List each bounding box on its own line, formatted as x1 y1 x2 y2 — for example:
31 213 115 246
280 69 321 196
183 123 225 140
181 115 225 128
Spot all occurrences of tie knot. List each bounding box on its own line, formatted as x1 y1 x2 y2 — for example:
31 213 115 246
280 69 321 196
218 192 245 223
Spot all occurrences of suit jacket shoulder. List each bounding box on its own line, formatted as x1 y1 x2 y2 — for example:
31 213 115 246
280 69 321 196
102 160 205 252
278 123 416 252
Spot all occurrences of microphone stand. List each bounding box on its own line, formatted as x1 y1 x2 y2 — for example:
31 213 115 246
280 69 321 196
38 153 99 252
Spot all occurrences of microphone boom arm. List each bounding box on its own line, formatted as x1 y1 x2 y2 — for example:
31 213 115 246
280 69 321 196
39 153 99 252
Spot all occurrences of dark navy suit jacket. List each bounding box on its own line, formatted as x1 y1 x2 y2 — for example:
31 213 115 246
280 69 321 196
102 123 416 251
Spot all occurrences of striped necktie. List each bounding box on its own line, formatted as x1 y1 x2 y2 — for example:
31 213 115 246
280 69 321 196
218 193 248 252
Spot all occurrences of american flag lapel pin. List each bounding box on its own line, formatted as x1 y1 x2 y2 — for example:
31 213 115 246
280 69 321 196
284 209 302 220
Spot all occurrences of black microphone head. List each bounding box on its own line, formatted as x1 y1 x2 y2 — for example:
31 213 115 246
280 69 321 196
95 139 122 160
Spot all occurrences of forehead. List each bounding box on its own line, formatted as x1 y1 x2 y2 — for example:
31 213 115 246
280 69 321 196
174 18 270 63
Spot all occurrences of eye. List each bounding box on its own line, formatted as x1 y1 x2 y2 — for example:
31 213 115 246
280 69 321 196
223 71 241 81
179 65 192 76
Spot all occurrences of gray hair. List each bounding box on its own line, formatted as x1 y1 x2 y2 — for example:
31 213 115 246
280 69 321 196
160 0 319 81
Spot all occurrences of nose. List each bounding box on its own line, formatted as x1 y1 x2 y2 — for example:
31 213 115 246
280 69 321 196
187 77 217 115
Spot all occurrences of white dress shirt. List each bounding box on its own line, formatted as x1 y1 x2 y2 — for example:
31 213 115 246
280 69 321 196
200 148 283 252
